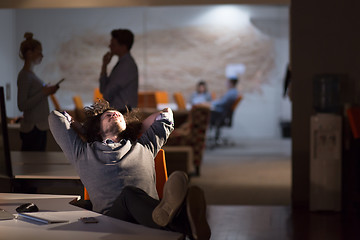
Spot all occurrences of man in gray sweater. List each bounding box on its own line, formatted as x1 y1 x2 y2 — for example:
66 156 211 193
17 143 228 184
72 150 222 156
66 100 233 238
48 100 210 240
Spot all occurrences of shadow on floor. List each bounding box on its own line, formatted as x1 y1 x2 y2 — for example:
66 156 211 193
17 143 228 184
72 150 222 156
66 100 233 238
190 138 292 205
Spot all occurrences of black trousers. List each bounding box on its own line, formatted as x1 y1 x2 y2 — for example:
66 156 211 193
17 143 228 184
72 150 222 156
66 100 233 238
20 126 47 151
106 186 190 234
106 186 162 229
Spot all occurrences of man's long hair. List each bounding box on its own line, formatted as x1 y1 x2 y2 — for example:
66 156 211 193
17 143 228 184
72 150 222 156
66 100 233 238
82 100 143 143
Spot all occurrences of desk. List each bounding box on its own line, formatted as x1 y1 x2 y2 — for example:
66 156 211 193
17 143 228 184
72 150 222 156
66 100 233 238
4 151 82 195
0 193 183 240
8 124 62 151
11 151 78 180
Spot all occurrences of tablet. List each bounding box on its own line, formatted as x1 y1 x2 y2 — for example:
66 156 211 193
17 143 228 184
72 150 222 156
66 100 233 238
17 212 69 224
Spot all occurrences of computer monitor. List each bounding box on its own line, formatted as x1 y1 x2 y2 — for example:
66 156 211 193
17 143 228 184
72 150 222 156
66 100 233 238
0 86 12 178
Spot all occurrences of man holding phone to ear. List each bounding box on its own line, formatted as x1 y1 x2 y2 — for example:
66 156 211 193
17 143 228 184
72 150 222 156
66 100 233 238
99 29 139 113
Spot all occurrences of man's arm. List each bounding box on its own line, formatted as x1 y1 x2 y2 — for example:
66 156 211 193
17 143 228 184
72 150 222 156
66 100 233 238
48 110 86 164
138 108 174 157
99 52 113 94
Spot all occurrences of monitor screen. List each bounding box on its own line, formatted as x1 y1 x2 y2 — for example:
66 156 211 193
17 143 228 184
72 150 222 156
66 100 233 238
0 86 12 178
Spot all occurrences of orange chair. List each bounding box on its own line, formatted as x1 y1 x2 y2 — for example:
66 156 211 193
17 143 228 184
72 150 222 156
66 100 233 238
50 94 61 111
84 187 90 200
232 95 243 111
154 91 169 105
138 92 157 108
83 149 168 201
154 149 168 199
173 92 187 110
93 87 104 103
72 95 86 122
138 91 169 108
73 95 84 110
211 92 216 100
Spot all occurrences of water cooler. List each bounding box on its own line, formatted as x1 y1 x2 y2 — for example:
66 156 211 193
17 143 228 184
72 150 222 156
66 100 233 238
310 74 342 211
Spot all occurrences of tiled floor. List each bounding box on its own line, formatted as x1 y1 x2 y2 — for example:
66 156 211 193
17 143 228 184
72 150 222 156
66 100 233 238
193 139 360 240
207 205 360 240
190 138 292 205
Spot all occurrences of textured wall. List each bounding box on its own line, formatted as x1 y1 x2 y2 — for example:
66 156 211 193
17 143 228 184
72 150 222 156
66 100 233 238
10 5 289 139
45 23 274 105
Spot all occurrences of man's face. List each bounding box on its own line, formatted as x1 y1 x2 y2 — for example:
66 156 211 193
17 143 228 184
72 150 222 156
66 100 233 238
100 110 126 139
109 37 125 56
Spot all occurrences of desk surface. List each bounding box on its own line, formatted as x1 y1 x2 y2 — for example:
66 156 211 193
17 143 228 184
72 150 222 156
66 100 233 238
0 193 183 240
11 151 79 180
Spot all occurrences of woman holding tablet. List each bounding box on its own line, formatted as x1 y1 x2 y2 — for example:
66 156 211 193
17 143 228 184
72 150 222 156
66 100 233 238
17 32 60 151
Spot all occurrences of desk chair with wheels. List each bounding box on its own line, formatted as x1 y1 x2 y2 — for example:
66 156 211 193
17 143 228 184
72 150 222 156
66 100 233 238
78 149 169 210
208 95 242 148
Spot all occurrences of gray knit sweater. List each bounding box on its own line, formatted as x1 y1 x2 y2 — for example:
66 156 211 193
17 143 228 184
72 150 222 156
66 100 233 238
48 110 174 214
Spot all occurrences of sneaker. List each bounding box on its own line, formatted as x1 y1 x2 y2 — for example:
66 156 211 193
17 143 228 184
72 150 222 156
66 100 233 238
152 171 189 227
186 186 211 240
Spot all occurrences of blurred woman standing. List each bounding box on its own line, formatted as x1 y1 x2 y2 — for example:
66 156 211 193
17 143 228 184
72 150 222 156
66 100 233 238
17 32 59 151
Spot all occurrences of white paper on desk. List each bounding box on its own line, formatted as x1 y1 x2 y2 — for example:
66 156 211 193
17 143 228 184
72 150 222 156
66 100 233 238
17 212 69 224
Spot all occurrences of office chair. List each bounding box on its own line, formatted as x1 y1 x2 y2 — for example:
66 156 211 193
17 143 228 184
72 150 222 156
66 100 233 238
77 149 169 210
208 95 242 149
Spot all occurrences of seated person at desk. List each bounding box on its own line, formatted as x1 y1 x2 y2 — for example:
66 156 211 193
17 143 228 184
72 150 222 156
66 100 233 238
211 77 239 113
199 77 239 121
48 100 211 240
190 80 212 106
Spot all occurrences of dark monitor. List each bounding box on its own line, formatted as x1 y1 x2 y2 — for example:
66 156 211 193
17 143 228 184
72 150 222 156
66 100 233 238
0 86 12 178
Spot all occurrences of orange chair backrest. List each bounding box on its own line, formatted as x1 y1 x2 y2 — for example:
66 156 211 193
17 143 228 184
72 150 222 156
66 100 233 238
154 149 168 199
138 92 157 108
211 92 216 100
155 91 169 104
50 94 61 111
84 187 90 200
73 95 84 110
173 92 186 110
93 88 104 103
83 149 168 200
231 95 243 111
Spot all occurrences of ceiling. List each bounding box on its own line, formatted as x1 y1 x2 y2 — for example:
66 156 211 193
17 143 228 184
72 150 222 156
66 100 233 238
0 0 289 9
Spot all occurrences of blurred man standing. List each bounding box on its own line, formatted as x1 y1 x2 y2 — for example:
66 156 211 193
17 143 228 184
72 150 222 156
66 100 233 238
100 29 138 113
